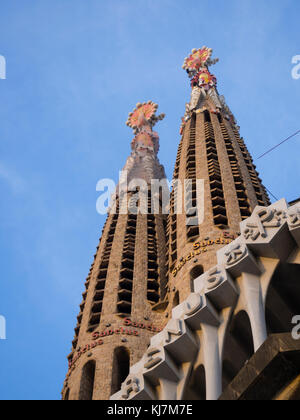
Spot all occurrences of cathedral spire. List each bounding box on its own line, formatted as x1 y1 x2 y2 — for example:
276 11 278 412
62 102 168 400
167 46 270 304
126 101 165 133
117 101 166 190
180 47 223 134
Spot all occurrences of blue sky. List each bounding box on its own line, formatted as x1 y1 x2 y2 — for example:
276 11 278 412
0 0 299 400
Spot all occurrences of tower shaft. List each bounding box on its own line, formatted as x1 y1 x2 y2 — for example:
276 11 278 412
166 47 270 309
62 102 168 400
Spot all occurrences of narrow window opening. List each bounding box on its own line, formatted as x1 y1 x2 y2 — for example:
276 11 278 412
173 291 180 308
204 110 211 123
79 360 96 400
111 347 130 395
190 265 204 292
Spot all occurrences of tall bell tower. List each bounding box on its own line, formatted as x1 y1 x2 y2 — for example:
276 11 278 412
165 47 270 308
62 102 169 400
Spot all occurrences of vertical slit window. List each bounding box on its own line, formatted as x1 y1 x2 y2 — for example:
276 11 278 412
232 127 271 206
220 121 252 220
147 210 160 306
190 265 204 292
117 203 136 316
87 201 120 333
186 114 199 240
173 291 180 308
203 111 228 228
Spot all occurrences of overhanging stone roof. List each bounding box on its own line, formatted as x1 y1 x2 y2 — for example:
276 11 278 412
219 333 300 400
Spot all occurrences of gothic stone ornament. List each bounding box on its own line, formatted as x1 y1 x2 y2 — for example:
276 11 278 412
195 265 238 310
150 318 198 364
240 199 295 261
287 204 300 247
217 238 261 278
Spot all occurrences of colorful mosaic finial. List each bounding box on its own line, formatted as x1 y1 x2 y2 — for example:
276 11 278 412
179 48 220 134
126 101 165 155
126 101 165 133
182 46 219 72
183 47 218 90
191 68 217 89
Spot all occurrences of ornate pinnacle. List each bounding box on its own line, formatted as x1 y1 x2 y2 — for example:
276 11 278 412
125 101 165 155
182 47 219 90
182 46 219 72
179 47 220 134
126 101 165 135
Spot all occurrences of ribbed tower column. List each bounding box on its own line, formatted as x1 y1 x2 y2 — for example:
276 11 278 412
62 102 169 400
166 47 270 307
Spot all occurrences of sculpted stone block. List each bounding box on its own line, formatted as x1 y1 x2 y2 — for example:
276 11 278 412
142 346 180 384
174 289 220 328
195 264 239 309
287 204 300 247
217 239 261 278
150 318 198 363
240 199 295 261
118 372 155 401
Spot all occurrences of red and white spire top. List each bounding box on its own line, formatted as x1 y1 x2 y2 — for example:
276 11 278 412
126 101 165 134
182 46 219 72
126 101 165 155
183 47 219 90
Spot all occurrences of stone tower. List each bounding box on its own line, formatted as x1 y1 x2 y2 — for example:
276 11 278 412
62 101 169 400
110 48 300 402
165 47 270 309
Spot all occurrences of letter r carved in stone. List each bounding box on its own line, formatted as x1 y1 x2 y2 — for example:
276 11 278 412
225 243 247 266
